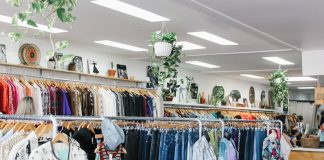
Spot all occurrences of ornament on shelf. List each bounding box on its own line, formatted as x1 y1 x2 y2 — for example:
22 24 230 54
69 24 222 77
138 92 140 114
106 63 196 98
92 61 99 74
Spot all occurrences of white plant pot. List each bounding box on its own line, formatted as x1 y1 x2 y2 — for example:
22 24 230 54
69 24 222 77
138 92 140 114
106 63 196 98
47 61 56 69
154 42 172 57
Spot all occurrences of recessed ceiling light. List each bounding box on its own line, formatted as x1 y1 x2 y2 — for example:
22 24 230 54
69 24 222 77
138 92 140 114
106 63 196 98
0 15 67 33
240 74 265 79
94 40 147 52
262 57 294 65
176 41 205 50
188 31 238 45
91 0 170 22
287 77 317 82
186 61 220 68
298 87 315 90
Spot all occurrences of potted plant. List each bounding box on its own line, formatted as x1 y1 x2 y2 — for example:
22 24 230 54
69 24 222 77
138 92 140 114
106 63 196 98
151 32 176 57
163 79 180 101
108 62 116 77
211 85 225 106
269 70 289 113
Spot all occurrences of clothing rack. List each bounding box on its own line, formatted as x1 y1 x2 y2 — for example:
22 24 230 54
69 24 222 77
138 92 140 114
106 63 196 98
0 71 155 90
223 119 283 135
200 119 225 138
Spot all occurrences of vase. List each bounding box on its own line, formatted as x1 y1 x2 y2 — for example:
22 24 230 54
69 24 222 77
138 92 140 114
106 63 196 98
108 70 116 77
154 42 172 57
165 96 174 101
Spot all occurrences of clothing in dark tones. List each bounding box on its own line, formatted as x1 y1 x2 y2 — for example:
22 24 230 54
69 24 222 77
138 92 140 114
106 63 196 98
72 128 97 160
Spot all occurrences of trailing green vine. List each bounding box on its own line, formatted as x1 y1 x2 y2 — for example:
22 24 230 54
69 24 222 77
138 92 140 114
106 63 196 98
5 0 77 56
269 70 289 112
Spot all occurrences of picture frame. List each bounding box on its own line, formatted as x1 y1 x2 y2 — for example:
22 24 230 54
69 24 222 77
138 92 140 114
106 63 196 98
117 64 128 79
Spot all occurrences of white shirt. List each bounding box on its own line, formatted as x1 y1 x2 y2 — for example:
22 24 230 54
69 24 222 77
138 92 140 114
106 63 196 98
8 131 39 160
32 84 43 115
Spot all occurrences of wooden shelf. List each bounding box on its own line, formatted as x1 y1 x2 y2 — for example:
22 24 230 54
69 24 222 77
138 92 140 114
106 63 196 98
163 102 277 113
0 63 148 84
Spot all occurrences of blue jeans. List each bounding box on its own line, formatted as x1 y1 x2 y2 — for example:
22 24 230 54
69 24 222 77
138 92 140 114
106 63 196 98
158 132 166 160
162 131 176 160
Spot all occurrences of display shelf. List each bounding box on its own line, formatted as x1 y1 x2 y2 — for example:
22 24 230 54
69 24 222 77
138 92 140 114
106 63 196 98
291 148 324 153
163 102 276 113
0 62 148 84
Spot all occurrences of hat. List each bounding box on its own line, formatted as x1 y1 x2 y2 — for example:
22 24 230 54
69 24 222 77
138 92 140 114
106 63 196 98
101 118 125 150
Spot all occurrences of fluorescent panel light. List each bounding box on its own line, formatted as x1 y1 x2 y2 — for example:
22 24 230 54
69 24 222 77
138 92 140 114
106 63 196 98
240 74 265 79
188 31 238 45
176 41 205 50
263 57 294 65
186 61 220 68
298 87 315 90
94 40 147 52
287 77 317 82
91 0 170 22
0 15 67 33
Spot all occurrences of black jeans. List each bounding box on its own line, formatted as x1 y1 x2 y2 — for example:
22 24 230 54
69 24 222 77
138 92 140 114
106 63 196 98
124 130 140 160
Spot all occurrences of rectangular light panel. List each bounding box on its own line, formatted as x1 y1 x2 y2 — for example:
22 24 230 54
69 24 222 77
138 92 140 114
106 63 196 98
176 41 205 50
287 77 317 82
188 31 238 45
0 15 67 33
263 57 294 65
298 87 315 90
186 61 220 68
240 74 265 79
94 40 147 52
91 0 170 22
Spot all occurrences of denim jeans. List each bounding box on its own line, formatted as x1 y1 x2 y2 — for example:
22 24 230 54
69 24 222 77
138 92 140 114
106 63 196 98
143 130 152 160
181 131 188 160
161 131 176 160
158 132 166 160
150 130 159 160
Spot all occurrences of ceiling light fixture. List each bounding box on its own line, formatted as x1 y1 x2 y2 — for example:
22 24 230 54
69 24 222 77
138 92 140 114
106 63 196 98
240 74 265 79
188 31 238 45
186 61 220 68
298 87 315 90
287 77 317 82
94 40 147 52
0 15 67 33
287 83 292 85
176 41 205 50
262 57 294 65
91 0 170 22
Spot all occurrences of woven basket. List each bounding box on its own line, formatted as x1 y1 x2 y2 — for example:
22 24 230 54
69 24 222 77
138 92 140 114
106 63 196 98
301 136 320 148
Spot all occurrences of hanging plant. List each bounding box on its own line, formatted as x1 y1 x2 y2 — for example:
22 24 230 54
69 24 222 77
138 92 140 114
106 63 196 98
5 0 77 58
269 70 289 112
150 22 176 57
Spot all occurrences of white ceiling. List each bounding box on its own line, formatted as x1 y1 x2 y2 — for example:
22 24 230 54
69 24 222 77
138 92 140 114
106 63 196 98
1 0 323 88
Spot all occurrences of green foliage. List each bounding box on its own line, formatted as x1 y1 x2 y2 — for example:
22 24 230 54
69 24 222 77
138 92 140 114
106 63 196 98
110 62 114 70
55 40 69 50
211 85 225 105
6 0 77 43
7 32 22 42
150 32 177 44
269 70 289 111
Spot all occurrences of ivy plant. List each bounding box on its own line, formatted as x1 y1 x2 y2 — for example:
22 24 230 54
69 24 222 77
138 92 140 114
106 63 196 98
5 0 77 57
269 70 289 112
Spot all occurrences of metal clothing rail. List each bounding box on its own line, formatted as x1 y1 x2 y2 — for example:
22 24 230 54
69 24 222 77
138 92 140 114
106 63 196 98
106 116 203 138
0 72 154 90
199 119 225 138
223 119 283 135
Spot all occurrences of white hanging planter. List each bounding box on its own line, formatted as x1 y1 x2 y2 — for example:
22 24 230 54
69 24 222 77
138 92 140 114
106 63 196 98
154 42 172 57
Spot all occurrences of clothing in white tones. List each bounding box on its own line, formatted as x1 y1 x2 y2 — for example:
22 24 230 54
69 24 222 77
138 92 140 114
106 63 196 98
0 130 3 138
13 81 24 104
192 136 217 160
0 131 28 160
28 140 88 160
98 88 109 116
0 129 13 143
280 135 291 160
155 96 164 117
32 83 43 115
107 90 117 116
8 131 39 160
295 122 305 133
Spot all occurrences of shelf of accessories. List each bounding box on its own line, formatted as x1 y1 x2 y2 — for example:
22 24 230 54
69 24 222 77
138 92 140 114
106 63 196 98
163 102 276 113
0 62 149 84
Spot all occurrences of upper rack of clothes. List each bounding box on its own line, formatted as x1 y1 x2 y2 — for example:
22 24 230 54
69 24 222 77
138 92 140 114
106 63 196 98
0 75 163 117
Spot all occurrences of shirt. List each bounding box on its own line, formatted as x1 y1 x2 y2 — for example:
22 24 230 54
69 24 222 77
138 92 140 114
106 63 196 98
0 131 28 160
192 136 217 160
8 131 39 160
29 139 88 160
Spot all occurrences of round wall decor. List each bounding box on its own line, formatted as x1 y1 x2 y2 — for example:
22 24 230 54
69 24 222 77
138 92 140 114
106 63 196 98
18 43 41 65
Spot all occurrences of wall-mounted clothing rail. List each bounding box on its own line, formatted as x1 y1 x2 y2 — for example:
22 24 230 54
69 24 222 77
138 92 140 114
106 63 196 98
223 119 283 135
0 71 154 90
200 118 225 138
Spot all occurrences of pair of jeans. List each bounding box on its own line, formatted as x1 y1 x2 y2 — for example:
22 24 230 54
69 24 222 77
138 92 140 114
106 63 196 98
161 131 176 160
181 131 188 160
150 130 160 160
143 130 152 160
174 132 182 160
124 130 140 160
239 129 247 160
158 132 166 160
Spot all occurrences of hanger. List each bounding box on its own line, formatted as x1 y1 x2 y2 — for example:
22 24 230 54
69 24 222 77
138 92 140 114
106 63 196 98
39 123 53 137
52 133 69 145
2 122 14 134
13 122 25 133
87 123 96 134
67 121 76 131
35 123 46 137
22 123 35 132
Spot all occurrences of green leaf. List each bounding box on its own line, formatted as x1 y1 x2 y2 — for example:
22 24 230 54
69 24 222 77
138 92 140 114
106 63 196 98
47 0 57 4
56 8 66 22
55 40 69 50
18 13 28 22
27 19 38 27
11 14 18 26
31 2 42 13
8 32 23 42
6 0 22 7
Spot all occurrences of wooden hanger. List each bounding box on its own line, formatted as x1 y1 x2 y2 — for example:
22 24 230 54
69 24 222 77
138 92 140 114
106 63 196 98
35 123 46 137
52 133 69 145
87 123 96 134
22 123 35 132
13 122 25 133
67 121 76 131
2 123 14 134
39 123 53 137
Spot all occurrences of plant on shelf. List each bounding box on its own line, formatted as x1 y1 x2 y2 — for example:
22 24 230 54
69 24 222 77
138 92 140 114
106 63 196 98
108 62 116 77
230 90 241 102
5 0 78 67
211 85 225 106
269 70 289 113
149 30 183 101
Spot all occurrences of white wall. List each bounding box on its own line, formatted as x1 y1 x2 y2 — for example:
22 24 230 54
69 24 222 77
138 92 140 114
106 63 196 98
0 36 269 105
302 50 324 76
289 90 314 101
